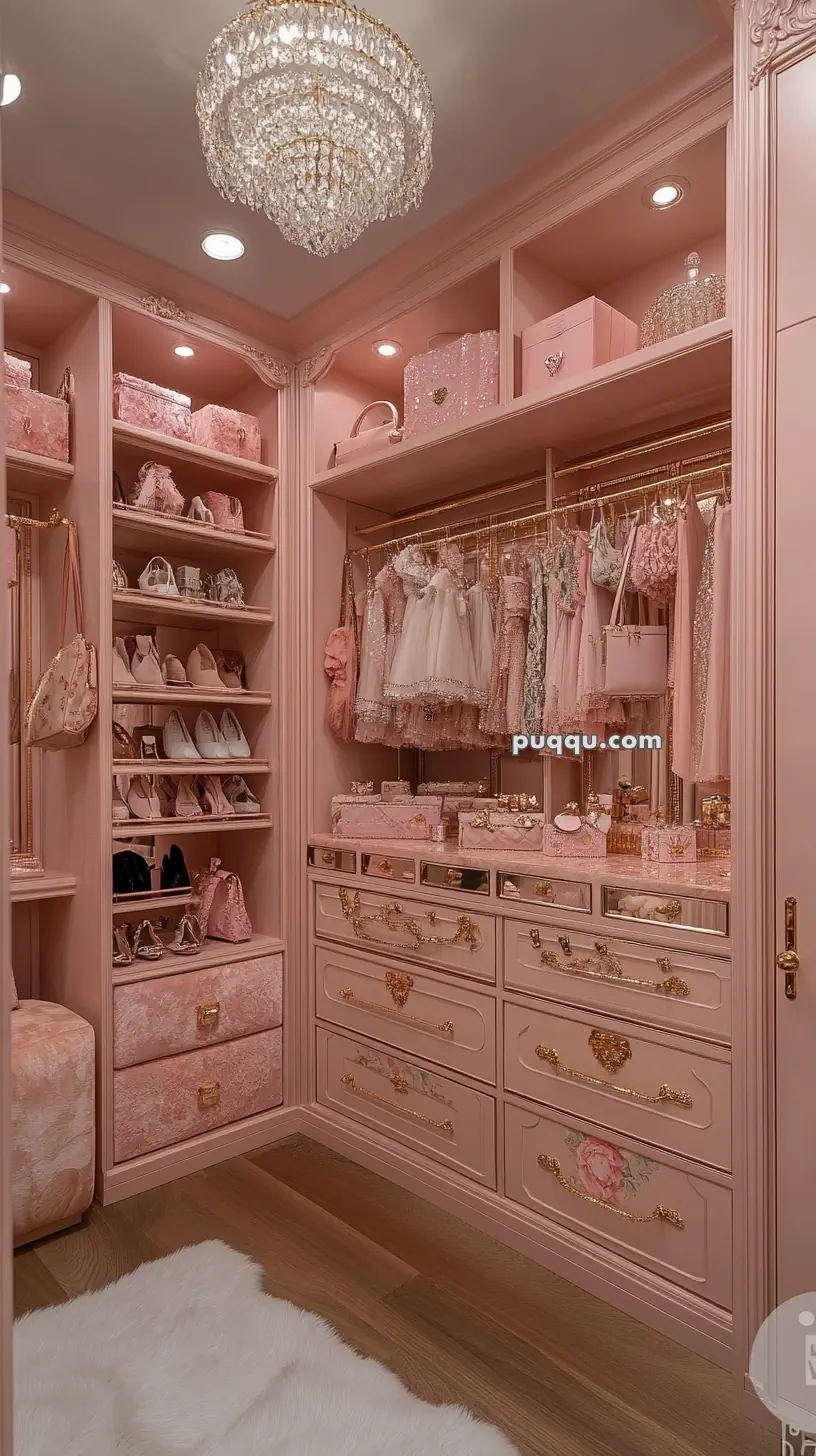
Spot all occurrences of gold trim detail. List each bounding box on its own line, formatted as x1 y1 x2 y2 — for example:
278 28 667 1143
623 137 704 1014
198 1081 221 1109
338 887 481 954
538 939 691 997
196 1001 220 1028
537 1155 685 1228
588 1028 632 1074
340 1073 455 1135
534 1045 693 1107
385 971 413 1008
338 986 454 1038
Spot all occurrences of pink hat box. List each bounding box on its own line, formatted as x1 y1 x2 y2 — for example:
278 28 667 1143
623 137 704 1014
6 387 69 461
191 403 262 462
521 297 638 395
113 373 191 440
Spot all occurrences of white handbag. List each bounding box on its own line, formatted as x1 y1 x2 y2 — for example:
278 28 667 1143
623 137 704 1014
331 401 403 468
602 524 668 698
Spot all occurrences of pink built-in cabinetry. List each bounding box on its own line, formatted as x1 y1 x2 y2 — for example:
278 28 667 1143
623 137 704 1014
3 2 816 1440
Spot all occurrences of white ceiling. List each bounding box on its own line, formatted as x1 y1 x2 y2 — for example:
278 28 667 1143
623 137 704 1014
0 0 718 320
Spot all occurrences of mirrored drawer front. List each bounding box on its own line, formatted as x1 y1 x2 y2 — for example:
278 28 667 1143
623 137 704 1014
504 920 731 1043
504 1001 731 1171
362 852 416 884
314 882 496 982
317 1026 496 1187
504 1102 732 1311
308 845 357 875
499 872 591 914
315 944 496 1083
603 885 729 937
421 861 490 895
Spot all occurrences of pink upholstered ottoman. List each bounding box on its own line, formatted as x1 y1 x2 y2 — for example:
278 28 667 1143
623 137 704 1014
11 1000 95 1246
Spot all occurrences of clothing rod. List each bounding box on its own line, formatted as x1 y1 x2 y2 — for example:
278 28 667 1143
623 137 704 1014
349 460 731 559
352 414 731 538
6 507 72 532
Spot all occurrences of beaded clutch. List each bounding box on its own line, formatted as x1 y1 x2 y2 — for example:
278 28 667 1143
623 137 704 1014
640 251 726 348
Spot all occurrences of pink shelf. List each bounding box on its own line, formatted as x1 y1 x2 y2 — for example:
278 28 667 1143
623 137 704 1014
7 448 74 494
113 758 269 775
112 889 192 915
112 590 273 629
112 932 285 985
113 686 272 707
112 504 275 558
112 418 278 484
112 814 273 839
312 319 732 510
10 869 77 904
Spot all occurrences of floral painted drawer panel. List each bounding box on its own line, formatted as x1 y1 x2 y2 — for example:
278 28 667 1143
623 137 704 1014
113 954 283 1069
113 1028 282 1163
504 919 732 1043
504 1102 732 1310
315 945 496 1084
317 1027 496 1188
6 388 69 461
314 882 496 983
504 1001 731 1171
191 404 262 462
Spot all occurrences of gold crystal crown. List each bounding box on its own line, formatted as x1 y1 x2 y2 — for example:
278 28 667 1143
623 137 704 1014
197 0 434 257
640 251 726 348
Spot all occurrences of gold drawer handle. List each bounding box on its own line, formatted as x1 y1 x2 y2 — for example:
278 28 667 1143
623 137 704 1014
534 1044 693 1107
339 987 454 1037
537 1154 685 1228
196 1000 220 1028
338 887 481 954
533 933 690 998
340 1073 454 1136
198 1081 221 1110
322 850 336 866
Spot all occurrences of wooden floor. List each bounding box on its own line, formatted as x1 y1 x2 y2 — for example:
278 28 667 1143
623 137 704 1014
14 1135 776 1456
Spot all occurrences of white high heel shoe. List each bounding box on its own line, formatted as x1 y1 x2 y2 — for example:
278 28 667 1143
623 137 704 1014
162 710 201 761
220 709 251 758
194 710 228 760
187 496 215 526
223 775 260 815
197 775 234 817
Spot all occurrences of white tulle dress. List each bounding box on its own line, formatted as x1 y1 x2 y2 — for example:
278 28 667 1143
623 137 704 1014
385 543 484 707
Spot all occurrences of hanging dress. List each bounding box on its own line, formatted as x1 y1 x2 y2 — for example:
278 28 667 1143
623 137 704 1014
691 510 716 780
553 531 589 732
355 560 406 745
576 524 625 732
385 542 482 707
480 557 531 737
671 486 707 780
542 531 578 732
522 550 548 735
696 502 731 782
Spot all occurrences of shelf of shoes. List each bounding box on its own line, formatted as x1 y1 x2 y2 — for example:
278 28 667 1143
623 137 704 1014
113 759 269 776
112 504 275 558
112 815 273 839
113 686 272 706
112 931 285 986
112 590 273 629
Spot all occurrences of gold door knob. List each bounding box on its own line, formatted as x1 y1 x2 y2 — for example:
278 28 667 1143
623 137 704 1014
776 950 800 972
779 897 799 1000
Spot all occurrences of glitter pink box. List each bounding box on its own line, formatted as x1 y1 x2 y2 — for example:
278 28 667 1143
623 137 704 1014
191 404 262 462
403 331 499 438
5 388 69 461
113 373 191 440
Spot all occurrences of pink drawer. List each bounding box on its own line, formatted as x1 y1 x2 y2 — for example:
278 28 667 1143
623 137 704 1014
113 955 283 1068
314 882 496 983
113 1027 282 1163
504 919 731 1043
504 1101 732 1310
315 945 495 1084
317 1027 496 1187
504 1001 731 1171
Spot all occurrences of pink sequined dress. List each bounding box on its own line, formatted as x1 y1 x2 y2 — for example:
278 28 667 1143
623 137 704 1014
480 564 531 737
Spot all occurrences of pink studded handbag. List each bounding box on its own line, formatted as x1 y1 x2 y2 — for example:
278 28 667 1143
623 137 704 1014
190 858 252 942
25 524 98 750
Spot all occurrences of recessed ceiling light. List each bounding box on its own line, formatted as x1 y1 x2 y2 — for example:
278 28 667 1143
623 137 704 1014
1 74 22 107
174 345 195 358
0 282 10 295
201 231 245 261
373 340 401 358
642 176 687 210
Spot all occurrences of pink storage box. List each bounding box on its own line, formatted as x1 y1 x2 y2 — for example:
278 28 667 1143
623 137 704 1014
4 353 31 391
113 372 191 440
459 809 545 852
403 331 499 438
191 403 262 462
332 795 443 839
541 821 608 858
6 387 69 461
522 297 639 395
641 825 698 864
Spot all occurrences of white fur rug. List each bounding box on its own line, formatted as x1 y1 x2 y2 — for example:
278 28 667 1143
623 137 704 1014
14 1239 518 1455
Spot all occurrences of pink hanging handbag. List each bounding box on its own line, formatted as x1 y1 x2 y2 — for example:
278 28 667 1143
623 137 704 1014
331 401 403 468
201 492 245 533
629 516 677 604
25 524 98 750
602 524 668 698
190 857 252 942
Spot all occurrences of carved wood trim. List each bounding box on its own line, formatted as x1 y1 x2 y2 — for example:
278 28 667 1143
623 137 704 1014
300 348 334 385
749 0 816 83
138 294 194 324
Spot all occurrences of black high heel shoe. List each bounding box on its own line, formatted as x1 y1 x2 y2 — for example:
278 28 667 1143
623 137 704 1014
160 843 190 890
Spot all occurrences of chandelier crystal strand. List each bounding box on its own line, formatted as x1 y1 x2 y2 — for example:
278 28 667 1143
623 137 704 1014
197 0 434 256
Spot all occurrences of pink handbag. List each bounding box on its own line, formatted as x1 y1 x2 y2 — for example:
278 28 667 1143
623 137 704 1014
458 809 545 851
190 857 252 942
332 796 443 839
630 517 677 604
602 525 668 698
325 555 358 742
201 492 244 533
331 401 403 468
25 524 98 750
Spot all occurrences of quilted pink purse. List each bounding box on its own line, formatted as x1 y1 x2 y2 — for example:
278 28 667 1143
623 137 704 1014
191 857 252 942
25 524 98 751
458 809 545 851
201 492 244 533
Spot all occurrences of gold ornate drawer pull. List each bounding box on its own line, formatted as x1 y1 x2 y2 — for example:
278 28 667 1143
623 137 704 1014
321 850 336 866
340 1073 454 1136
338 887 481 954
654 900 682 921
539 943 690 997
339 987 454 1037
558 935 572 956
535 881 553 899
537 1154 685 1229
198 1081 221 1110
445 867 463 887
196 1000 220 1028
534 1044 693 1107
378 859 394 877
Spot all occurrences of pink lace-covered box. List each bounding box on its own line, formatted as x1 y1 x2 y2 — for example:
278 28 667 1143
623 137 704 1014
191 404 262 462
113 373 191 440
541 821 608 858
332 795 443 839
443 797 499 838
6 388 69 461
522 297 638 395
459 809 545 851
641 824 698 863
403 331 499 439
4 353 31 391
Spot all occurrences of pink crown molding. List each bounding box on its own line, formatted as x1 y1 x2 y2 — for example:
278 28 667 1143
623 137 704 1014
748 0 816 82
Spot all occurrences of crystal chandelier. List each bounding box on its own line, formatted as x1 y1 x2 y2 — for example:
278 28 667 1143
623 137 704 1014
197 0 434 257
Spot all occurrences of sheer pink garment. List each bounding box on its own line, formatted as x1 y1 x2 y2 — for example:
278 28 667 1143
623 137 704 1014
556 533 589 732
355 562 406 745
480 572 531 736
697 502 731 782
671 487 707 779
